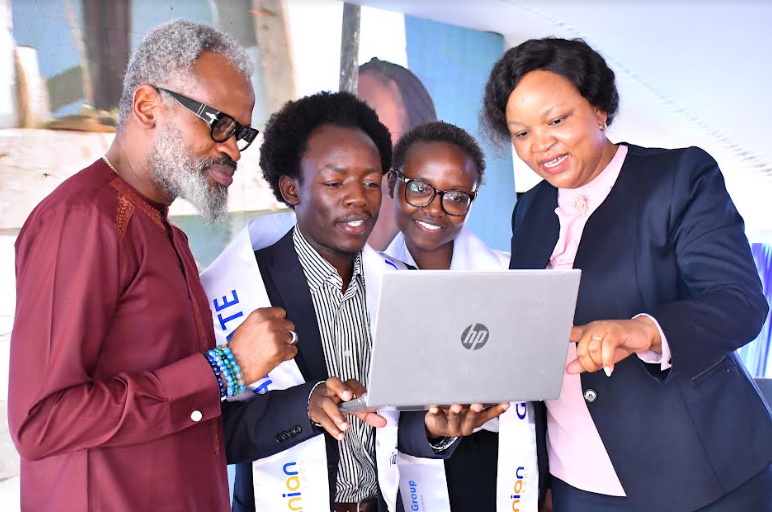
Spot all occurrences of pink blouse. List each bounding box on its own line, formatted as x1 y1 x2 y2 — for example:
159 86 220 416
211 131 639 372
544 145 671 495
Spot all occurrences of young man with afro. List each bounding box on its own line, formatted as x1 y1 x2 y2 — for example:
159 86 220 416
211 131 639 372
223 91 504 512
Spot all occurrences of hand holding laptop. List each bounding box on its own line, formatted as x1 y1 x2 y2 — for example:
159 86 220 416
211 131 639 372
340 270 581 412
308 376 387 441
424 402 510 438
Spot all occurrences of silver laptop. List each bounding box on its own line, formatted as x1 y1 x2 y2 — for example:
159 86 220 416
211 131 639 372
340 269 581 412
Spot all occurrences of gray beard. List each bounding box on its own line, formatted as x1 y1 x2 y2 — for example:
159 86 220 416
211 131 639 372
148 125 230 224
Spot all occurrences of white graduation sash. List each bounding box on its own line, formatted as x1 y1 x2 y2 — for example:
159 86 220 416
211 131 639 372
200 212 405 512
385 228 540 512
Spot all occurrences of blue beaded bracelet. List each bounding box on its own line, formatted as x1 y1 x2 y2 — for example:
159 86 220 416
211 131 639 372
216 346 246 394
204 345 247 399
207 349 234 399
204 350 228 399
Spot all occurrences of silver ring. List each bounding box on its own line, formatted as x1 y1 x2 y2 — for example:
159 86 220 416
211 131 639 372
591 335 604 341
289 330 299 345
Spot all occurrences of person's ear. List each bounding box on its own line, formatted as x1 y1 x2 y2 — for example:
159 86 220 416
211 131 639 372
387 170 397 199
132 85 163 128
595 109 609 132
279 176 300 207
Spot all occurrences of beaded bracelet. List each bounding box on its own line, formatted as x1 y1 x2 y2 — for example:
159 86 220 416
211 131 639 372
204 345 247 399
213 347 243 398
217 345 246 395
204 350 227 399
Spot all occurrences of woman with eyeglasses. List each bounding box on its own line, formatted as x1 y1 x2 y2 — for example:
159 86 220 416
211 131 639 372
358 57 438 251
385 121 508 272
481 37 772 512
384 121 536 512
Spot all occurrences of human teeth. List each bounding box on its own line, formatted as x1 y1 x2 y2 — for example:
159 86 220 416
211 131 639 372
347 220 364 227
417 221 441 231
543 155 568 168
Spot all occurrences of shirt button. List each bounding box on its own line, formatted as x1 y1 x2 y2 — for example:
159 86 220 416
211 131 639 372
583 389 598 403
190 410 203 422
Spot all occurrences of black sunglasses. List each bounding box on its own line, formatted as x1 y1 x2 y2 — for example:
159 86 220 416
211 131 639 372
155 87 258 151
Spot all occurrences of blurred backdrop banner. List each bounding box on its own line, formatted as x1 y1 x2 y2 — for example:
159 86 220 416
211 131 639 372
1 4 770 508
0 3 519 500
3 0 515 267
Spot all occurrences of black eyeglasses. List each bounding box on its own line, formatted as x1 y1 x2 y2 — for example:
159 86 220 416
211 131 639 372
392 170 477 217
155 87 258 152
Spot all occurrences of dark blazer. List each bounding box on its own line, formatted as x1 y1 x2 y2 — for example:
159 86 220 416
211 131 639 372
222 231 447 512
444 429 499 511
510 144 772 512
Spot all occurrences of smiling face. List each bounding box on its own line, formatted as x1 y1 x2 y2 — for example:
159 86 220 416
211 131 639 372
281 124 383 263
505 70 615 190
390 141 478 257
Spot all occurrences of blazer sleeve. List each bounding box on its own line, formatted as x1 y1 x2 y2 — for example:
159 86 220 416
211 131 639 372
224 393 456 463
647 147 768 374
221 380 321 464
397 411 458 458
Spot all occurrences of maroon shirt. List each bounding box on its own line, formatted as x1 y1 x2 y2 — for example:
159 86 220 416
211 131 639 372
9 160 230 511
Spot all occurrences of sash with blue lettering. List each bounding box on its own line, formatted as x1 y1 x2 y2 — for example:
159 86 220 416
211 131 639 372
200 213 404 511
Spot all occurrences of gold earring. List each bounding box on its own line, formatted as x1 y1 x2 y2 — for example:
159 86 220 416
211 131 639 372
599 121 607 132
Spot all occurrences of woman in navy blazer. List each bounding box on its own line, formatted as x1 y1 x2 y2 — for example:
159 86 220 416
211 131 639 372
481 37 772 512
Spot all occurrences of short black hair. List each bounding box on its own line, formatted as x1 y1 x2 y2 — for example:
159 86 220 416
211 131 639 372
359 57 437 129
482 38 619 144
392 121 486 182
259 91 393 205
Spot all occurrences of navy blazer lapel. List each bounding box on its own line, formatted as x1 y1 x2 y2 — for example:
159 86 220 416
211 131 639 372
572 146 638 272
256 230 328 382
509 182 560 270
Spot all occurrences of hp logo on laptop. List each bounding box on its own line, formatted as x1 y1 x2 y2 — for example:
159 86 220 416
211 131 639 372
461 323 489 350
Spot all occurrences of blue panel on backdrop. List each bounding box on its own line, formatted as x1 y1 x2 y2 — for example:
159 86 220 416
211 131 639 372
404 16 515 252
11 0 215 117
12 0 82 79
130 0 214 50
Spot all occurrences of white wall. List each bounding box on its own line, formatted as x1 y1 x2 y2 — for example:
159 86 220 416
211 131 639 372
0 234 13 403
285 0 407 97
0 0 15 128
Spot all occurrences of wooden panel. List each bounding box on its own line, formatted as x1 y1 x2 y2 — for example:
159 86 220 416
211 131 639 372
251 0 296 115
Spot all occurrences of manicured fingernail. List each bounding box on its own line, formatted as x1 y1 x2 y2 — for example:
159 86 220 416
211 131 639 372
342 390 352 400
501 403 510 411
429 407 439 414
472 404 483 413
337 433 344 441
339 422 349 430
603 367 613 377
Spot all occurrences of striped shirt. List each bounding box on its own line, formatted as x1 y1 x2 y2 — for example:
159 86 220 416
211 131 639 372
293 227 378 502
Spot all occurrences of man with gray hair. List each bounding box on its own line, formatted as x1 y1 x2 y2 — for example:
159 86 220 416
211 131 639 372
9 20 298 511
